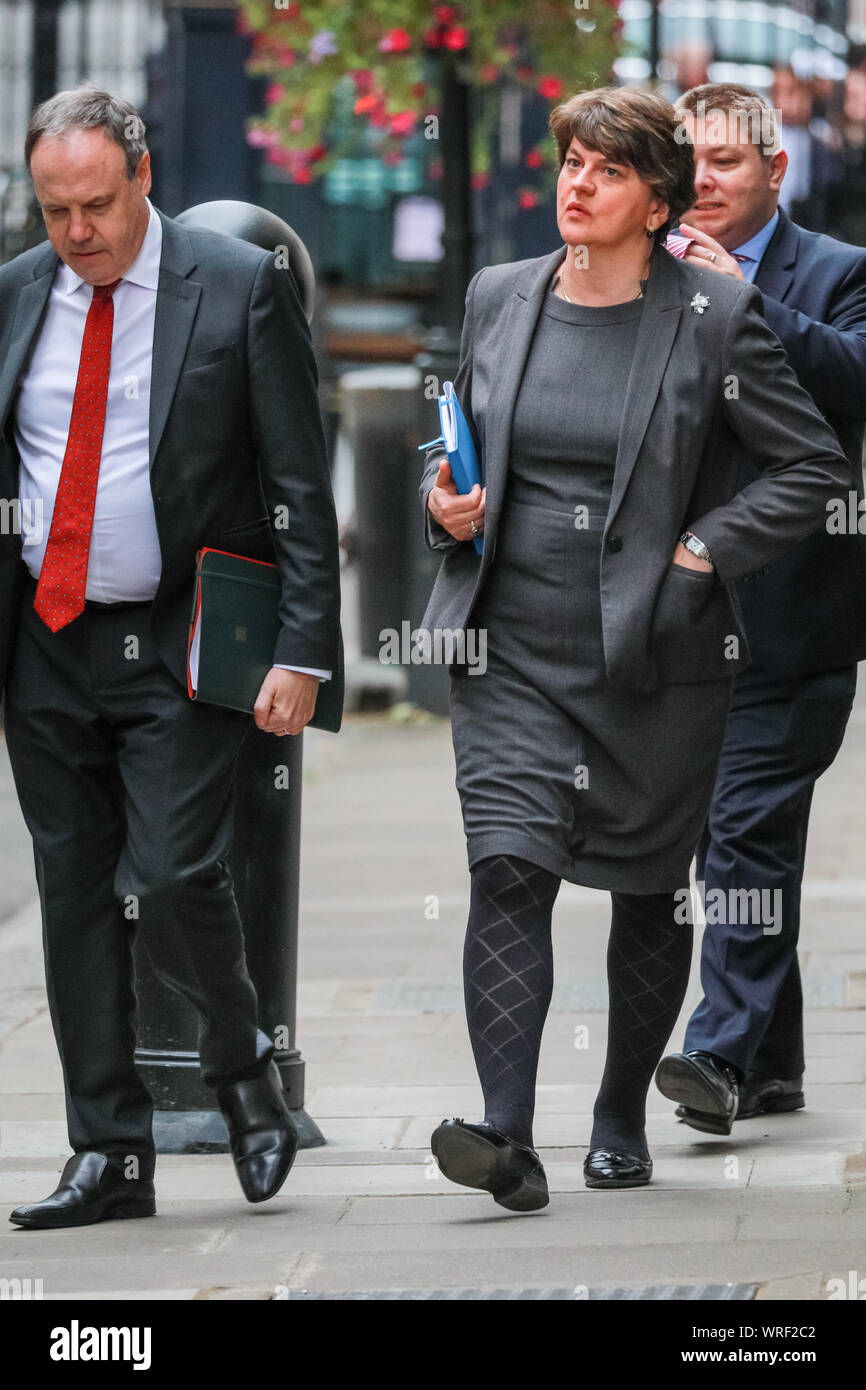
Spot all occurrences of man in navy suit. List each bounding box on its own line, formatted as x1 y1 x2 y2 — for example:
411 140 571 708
656 83 866 1133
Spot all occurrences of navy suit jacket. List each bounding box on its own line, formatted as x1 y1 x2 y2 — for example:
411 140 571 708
739 207 866 677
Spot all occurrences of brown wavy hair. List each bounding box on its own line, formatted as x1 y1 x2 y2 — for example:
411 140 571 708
549 86 697 242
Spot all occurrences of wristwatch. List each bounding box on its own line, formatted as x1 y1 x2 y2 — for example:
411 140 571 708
679 531 714 565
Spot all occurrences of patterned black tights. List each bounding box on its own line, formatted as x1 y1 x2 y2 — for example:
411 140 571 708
464 854 691 1155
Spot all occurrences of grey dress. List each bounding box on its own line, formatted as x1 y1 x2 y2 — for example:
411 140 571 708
449 282 732 894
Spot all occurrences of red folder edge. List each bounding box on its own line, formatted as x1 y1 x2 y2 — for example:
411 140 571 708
187 546 279 702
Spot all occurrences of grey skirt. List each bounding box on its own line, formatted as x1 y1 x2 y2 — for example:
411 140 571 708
449 498 733 894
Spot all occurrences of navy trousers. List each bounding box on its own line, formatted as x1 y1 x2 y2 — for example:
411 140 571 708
683 662 857 1080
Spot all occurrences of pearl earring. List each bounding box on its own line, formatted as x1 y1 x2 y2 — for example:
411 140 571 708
646 226 656 239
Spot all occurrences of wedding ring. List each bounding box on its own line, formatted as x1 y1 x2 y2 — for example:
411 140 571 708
708 251 717 263
470 521 479 536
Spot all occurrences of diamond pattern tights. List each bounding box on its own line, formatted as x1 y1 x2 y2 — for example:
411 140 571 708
464 854 692 1157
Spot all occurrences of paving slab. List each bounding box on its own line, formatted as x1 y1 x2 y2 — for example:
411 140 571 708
0 683 865 1300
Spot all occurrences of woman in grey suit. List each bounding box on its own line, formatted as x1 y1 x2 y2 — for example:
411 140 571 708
419 86 850 1205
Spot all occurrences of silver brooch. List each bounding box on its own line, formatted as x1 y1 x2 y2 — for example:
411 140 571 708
690 292 710 314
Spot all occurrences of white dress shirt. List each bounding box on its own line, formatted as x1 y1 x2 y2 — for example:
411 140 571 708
17 198 163 601
14 198 329 680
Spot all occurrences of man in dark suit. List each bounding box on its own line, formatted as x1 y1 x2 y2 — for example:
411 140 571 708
656 83 866 1133
0 87 342 1227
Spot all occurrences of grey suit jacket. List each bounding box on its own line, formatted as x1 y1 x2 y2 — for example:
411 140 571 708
418 239 851 691
0 211 342 706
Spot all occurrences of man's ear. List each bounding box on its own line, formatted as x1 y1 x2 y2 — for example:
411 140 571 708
768 148 787 195
135 151 152 198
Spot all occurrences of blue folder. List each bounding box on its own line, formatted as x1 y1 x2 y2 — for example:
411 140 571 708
418 380 483 555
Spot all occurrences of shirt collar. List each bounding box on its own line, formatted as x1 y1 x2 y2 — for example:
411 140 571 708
57 197 162 296
733 208 780 268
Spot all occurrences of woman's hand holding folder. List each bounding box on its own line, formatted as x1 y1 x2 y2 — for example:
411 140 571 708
427 460 487 543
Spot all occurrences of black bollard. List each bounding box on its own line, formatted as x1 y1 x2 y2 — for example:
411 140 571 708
341 364 452 716
341 366 420 660
132 201 326 1152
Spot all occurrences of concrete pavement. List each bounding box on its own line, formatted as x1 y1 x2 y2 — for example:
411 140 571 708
0 677 865 1299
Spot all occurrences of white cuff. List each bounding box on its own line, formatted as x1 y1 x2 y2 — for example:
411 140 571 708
274 664 332 682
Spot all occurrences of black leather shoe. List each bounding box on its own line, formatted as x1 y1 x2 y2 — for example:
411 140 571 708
656 1050 740 1135
431 1119 549 1212
216 1060 299 1203
584 1149 653 1189
735 1074 805 1120
9 1152 156 1230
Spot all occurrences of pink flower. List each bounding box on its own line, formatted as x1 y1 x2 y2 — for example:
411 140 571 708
390 110 415 135
444 27 469 50
266 83 285 105
538 76 564 100
246 127 281 149
518 190 537 209
379 28 411 53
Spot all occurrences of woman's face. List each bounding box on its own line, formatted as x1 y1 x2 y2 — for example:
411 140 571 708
556 136 668 253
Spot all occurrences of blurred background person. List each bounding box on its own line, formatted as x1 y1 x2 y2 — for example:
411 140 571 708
826 62 866 246
771 64 841 233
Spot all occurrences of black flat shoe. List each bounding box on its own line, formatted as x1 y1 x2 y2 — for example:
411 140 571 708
9 1152 156 1230
584 1149 653 1189
431 1119 549 1212
216 1060 299 1204
735 1073 805 1120
656 1050 739 1136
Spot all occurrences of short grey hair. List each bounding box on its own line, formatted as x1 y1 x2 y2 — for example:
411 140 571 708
25 84 148 178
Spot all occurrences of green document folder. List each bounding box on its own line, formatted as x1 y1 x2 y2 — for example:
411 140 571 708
187 547 342 732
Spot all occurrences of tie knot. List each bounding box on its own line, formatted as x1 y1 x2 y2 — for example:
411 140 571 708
92 278 122 300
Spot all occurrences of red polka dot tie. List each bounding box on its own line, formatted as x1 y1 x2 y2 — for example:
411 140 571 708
34 278 121 632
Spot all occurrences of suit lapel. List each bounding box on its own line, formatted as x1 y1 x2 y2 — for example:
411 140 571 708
754 208 798 303
149 212 201 466
0 246 57 438
607 242 683 523
482 246 568 545
482 240 684 550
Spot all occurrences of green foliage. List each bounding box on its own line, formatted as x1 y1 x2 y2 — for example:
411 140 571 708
239 0 623 192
